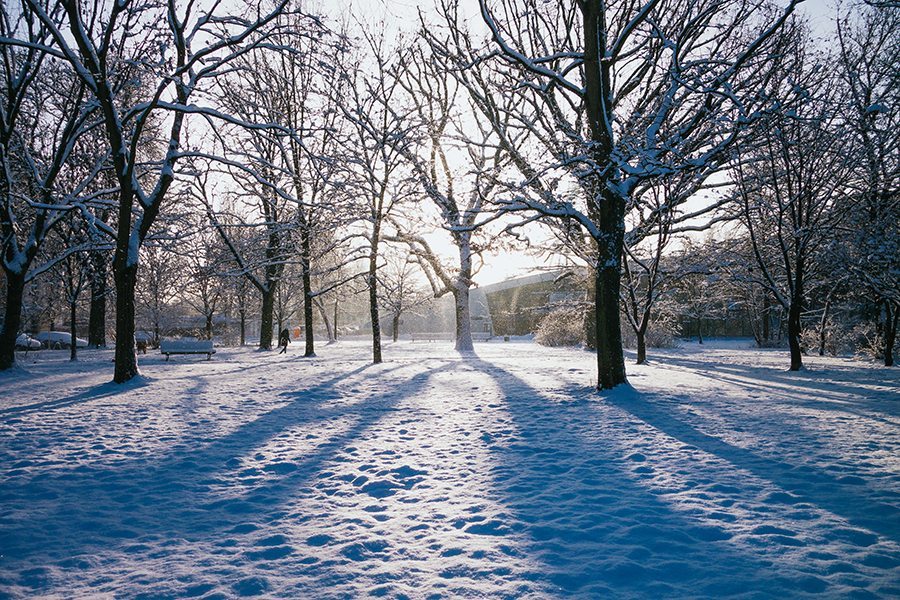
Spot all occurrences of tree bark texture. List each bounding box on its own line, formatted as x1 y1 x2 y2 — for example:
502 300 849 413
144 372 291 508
113 261 139 383
454 239 474 352
885 302 897 367
0 271 26 370
583 2 627 390
300 232 316 357
88 253 107 348
369 237 382 364
259 286 276 350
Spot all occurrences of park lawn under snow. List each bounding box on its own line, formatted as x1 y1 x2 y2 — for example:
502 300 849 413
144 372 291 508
0 340 898 599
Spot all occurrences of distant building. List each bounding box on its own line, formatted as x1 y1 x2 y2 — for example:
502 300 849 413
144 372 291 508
481 271 582 336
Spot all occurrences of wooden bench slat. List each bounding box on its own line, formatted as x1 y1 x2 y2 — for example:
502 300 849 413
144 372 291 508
160 340 216 361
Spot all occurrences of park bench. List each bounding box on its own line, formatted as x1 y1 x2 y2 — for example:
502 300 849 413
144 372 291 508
410 332 454 342
410 332 494 342
159 339 216 361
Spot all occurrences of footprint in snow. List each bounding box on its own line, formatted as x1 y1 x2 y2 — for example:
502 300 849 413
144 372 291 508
244 546 293 561
232 576 269 597
305 534 332 546
360 479 401 498
340 540 389 561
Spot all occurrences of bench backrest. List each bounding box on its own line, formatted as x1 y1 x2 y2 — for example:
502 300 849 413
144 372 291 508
160 339 214 353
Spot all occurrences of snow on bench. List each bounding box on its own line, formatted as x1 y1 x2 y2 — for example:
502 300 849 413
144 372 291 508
159 339 216 361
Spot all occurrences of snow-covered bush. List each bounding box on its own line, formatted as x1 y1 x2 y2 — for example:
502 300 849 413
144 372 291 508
620 313 680 349
801 321 856 357
852 323 884 361
535 308 584 347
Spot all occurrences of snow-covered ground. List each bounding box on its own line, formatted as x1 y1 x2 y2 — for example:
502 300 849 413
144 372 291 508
1 340 898 598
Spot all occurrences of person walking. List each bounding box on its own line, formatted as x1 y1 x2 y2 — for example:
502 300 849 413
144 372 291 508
278 328 291 354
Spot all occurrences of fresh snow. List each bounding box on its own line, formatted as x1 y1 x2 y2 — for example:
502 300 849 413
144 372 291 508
1 340 898 598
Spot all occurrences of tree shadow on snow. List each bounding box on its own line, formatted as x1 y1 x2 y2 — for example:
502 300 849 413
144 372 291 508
469 354 801 598
654 354 900 421
0 361 452 582
0 378 150 419
603 388 900 544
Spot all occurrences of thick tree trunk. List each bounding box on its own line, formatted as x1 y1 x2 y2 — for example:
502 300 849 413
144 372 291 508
113 261 139 383
88 255 107 348
239 309 246 346
594 260 627 390
205 312 213 340
300 233 315 357
884 301 896 367
454 238 474 352
582 3 627 390
0 271 26 370
259 286 275 350
392 313 400 342
454 288 474 351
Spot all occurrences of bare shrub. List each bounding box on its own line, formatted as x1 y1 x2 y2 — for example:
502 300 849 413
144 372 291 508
536 308 584 347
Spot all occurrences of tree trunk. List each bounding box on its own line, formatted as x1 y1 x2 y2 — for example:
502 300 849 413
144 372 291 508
594 260 627 390
239 309 246 346
0 271 26 370
69 293 78 362
697 318 703 344
818 298 831 356
582 2 627 390
333 300 339 341
884 301 896 367
454 238 474 352
392 313 400 342
259 286 275 350
314 299 335 343
113 261 139 383
787 301 803 371
636 328 647 365
300 233 316 357
762 293 771 343
369 236 382 364
205 312 213 340
88 254 107 348
454 287 474 351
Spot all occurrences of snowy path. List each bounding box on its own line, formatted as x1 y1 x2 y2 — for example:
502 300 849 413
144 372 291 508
1 341 898 598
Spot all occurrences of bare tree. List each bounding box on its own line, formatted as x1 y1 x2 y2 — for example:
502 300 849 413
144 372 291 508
206 13 344 354
136 244 184 345
379 251 433 342
389 37 505 352
837 2 899 365
25 0 301 382
732 31 848 370
0 4 99 369
339 31 417 364
431 0 802 389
